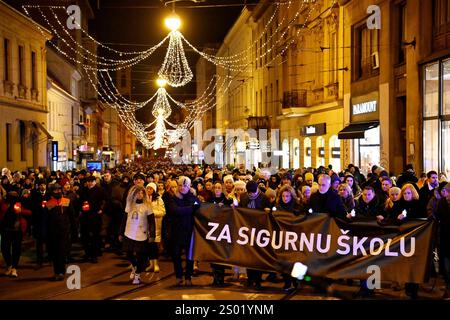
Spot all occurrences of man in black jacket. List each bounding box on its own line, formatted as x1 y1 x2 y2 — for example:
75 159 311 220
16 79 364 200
79 176 105 263
31 179 50 268
309 174 347 218
239 180 271 290
350 186 384 221
419 171 439 214
45 183 76 281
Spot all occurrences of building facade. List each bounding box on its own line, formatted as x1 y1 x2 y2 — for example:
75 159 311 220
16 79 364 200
47 46 82 171
216 7 255 169
0 1 52 171
338 0 448 178
276 0 343 171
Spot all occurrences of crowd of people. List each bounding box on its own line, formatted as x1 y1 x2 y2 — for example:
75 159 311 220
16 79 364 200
0 161 449 299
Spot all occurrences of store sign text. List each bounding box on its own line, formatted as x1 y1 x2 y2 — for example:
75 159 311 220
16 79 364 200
353 101 377 115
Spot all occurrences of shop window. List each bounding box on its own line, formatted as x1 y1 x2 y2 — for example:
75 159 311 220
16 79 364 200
293 138 300 169
304 137 311 168
282 139 289 169
354 126 380 176
329 135 341 172
424 63 439 117
423 59 450 177
316 136 325 167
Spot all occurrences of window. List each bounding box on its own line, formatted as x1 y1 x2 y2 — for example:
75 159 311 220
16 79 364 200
282 139 289 169
259 89 262 116
270 83 273 115
20 121 26 161
18 45 25 86
31 51 37 89
329 31 338 83
255 91 258 115
353 22 379 80
264 86 268 115
434 0 450 35
423 59 450 177
329 135 341 172
259 38 263 68
354 126 380 176
264 32 268 65
4 38 10 81
316 137 325 167
396 2 406 64
304 138 311 168
276 80 279 111
6 123 12 161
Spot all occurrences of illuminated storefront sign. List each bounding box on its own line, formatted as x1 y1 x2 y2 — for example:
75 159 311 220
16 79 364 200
352 101 377 115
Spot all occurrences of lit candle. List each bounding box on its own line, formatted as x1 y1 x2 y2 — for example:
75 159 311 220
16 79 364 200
82 201 90 211
14 202 21 213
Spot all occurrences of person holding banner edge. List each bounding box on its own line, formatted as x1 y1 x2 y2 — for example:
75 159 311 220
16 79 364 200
165 176 200 287
239 180 271 290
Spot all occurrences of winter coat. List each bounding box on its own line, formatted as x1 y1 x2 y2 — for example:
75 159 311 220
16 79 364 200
354 196 382 218
436 198 450 257
0 197 32 236
276 200 301 215
165 192 200 247
309 188 347 218
45 197 76 256
150 197 166 242
239 192 271 210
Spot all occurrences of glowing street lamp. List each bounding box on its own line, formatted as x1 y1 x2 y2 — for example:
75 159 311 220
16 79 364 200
156 78 167 88
165 14 181 31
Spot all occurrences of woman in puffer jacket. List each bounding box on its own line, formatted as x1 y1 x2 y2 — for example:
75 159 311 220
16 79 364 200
145 182 166 273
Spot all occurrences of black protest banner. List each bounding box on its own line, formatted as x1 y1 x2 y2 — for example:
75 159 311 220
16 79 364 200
190 204 436 284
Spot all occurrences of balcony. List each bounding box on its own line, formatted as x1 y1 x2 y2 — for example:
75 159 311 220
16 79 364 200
282 90 307 109
247 116 270 130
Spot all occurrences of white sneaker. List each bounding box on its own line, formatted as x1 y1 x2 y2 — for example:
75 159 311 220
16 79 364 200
129 266 136 280
4 266 12 276
10 268 18 278
132 273 141 285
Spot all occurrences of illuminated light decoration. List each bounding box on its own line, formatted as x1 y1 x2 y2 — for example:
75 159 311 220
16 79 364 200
156 78 167 88
21 0 333 150
153 113 167 150
22 6 169 71
165 14 181 31
158 30 193 87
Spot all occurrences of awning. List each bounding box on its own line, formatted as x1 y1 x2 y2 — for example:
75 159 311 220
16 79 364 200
338 121 379 139
33 122 53 140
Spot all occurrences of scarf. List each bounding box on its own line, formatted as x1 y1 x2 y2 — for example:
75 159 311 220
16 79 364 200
248 190 260 209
